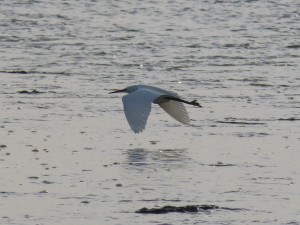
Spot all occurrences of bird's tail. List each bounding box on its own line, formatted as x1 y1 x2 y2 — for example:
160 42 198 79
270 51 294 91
164 96 202 108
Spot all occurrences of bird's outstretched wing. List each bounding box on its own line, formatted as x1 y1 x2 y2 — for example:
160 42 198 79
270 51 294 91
122 89 159 133
159 100 190 125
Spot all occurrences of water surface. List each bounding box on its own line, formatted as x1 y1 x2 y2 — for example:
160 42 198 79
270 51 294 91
0 0 299 224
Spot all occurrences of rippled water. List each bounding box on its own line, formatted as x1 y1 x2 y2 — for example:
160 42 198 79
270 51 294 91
1 0 300 224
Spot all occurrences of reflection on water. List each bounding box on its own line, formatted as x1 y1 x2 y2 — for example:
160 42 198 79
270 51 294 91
124 148 149 167
123 148 189 171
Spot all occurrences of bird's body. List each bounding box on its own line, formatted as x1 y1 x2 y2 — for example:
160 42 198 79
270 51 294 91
110 85 201 133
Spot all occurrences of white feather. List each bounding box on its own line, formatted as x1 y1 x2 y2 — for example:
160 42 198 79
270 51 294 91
159 100 190 124
122 89 160 133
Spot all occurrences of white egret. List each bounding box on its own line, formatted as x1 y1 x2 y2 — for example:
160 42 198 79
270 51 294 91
109 84 202 133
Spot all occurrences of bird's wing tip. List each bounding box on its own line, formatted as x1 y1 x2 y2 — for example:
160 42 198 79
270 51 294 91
133 129 144 134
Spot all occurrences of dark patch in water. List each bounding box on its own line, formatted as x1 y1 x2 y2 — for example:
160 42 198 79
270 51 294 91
136 205 242 214
0 191 16 194
42 180 55 184
234 132 269 137
81 200 90 204
278 117 300 121
285 45 300 49
209 163 236 167
28 176 39 179
3 70 28 74
249 83 273 87
217 120 265 125
1 70 70 76
186 44 203 48
18 89 44 94
138 198 181 202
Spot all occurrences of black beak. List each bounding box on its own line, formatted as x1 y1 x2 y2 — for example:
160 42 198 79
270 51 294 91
109 88 126 94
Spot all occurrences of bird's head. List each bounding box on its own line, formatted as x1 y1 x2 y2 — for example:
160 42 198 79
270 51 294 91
109 88 128 94
109 85 140 94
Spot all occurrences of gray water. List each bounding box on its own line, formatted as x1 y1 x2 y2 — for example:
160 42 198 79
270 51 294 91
1 0 300 224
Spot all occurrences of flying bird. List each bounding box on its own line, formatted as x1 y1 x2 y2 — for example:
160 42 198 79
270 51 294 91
109 84 202 133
